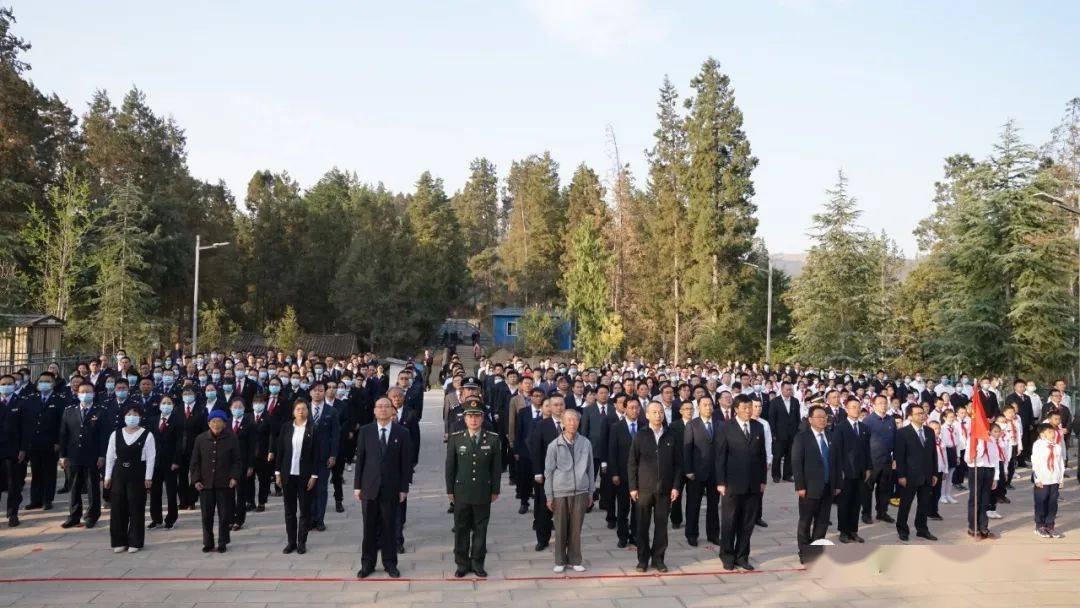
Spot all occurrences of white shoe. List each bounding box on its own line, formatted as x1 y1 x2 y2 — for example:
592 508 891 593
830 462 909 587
948 496 959 504
572 565 586 572
553 565 565 573
939 497 949 504
127 547 139 553
113 547 126 554
987 510 1003 519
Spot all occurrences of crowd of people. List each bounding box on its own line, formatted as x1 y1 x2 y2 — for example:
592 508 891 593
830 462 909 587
0 347 1073 578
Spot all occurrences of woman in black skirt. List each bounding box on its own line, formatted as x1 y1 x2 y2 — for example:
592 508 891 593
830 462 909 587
273 399 319 554
104 405 156 553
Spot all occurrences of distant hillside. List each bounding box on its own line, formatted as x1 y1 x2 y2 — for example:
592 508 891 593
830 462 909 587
770 253 916 280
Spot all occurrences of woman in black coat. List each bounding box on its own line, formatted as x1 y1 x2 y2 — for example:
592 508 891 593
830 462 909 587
273 398 319 554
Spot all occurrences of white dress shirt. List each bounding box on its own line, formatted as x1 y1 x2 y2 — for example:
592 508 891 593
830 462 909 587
105 428 156 482
290 422 314 477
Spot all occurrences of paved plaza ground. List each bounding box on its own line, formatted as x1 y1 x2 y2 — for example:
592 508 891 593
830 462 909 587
1 389 1077 607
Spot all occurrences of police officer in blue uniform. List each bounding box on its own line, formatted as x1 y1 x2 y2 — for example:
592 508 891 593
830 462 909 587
21 372 65 510
59 383 109 528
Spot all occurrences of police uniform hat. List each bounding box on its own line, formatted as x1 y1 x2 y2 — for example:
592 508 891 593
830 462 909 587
462 376 481 389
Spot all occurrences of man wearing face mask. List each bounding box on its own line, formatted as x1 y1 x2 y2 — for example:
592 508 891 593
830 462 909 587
178 387 208 510
21 372 66 510
59 383 108 528
228 398 256 528
250 394 276 511
148 396 183 529
0 375 25 526
307 382 340 532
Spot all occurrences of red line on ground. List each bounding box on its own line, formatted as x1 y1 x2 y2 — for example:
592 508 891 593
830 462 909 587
0 567 806 584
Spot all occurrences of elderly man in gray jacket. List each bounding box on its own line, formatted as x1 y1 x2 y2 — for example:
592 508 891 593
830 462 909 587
544 409 594 573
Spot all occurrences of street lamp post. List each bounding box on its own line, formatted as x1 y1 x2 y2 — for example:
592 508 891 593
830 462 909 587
1034 191 1080 387
191 235 230 356
743 258 774 365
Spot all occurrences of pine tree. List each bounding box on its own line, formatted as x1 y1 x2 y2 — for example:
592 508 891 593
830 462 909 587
499 152 565 305
683 58 759 351
407 171 463 330
561 222 620 366
199 298 240 352
88 177 156 352
452 157 499 259
265 305 303 352
563 163 608 239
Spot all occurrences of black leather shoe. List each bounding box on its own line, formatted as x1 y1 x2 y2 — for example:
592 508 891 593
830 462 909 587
335 501 345 513
84 520 97 529
839 533 853 543
358 566 374 578
672 522 682 529
43 503 52 511
386 567 401 579
898 532 909 542
296 543 307 554
998 496 1011 504
928 513 943 521
635 563 648 573
617 539 628 548
217 546 227 553
916 530 938 541
164 522 174 529
202 546 214 553
255 505 265 512
535 542 548 551
454 567 468 578
61 519 78 529
148 522 160 530
283 544 296 554
315 523 326 532
8 515 19 527
24 504 41 510
877 514 895 523
398 541 405 554
735 561 754 571
473 567 487 578
518 504 528 514
606 521 616 529
653 561 668 573
861 515 873 525
852 534 865 543
755 519 768 528
721 560 735 571
687 538 698 546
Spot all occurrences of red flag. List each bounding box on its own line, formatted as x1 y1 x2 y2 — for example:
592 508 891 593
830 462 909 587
968 389 991 455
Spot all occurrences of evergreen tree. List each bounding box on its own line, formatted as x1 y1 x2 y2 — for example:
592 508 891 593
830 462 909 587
265 305 303 352
407 171 463 333
561 222 620 366
198 298 240 352
499 152 565 305
452 157 499 259
683 58 759 352
563 163 608 239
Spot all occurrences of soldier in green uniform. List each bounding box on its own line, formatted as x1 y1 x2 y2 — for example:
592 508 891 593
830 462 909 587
445 398 501 578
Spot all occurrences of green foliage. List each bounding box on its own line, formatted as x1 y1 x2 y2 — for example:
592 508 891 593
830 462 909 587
561 222 619 365
516 306 557 356
499 153 565 305
265 305 303 352
453 158 499 260
198 298 240 352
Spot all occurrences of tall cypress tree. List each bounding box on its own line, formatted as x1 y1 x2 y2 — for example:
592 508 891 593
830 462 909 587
500 152 564 305
452 157 499 260
683 58 759 352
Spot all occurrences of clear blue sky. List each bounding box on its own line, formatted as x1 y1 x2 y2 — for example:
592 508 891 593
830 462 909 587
11 0 1079 254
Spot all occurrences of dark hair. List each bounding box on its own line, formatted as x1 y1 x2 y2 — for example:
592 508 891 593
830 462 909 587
1037 422 1055 435
733 394 752 408
808 405 827 418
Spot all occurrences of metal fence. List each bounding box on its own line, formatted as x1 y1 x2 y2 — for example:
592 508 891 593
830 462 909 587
0 353 94 379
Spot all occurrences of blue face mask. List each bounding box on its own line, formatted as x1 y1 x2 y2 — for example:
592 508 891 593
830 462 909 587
231 408 244 419
115 389 128 400
336 388 348 398
160 404 174 416
344 379 354 388
205 391 217 401
211 373 221 382
300 382 310 390
153 372 163 382
38 382 53 393
127 375 138 385
223 384 234 393
0 385 13 395
253 402 266 414
78 393 94 404
106 381 116 391
163 375 174 384
182 395 196 405
269 385 281 394
124 415 140 427
290 379 300 387
198 377 208 386
258 371 267 380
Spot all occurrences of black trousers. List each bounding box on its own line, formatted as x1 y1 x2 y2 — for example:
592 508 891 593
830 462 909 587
150 466 178 526
28 447 58 506
362 494 400 569
532 478 552 543
896 481 932 535
199 488 233 549
232 472 249 526
109 468 146 549
514 457 533 503
797 484 833 550
282 475 312 546
862 465 892 518
613 481 637 542
836 477 864 535
68 464 101 524
331 455 347 502
634 490 670 566
397 497 408 545
178 452 196 506
669 487 683 527
684 477 719 541
966 467 994 533
253 458 274 506
772 437 794 480
453 502 491 569
0 457 25 516
719 491 760 565
1033 483 1059 529
952 453 969 485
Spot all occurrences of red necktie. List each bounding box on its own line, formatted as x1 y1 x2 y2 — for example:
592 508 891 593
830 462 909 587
233 420 239 434
255 414 261 424
159 419 166 433
1048 447 1055 472
269 397 275 414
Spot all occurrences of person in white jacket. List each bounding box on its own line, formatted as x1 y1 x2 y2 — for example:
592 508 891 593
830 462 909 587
1031 423 1065 539
965 429 1000 540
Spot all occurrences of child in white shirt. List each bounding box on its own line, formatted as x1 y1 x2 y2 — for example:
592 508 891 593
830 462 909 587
1031 423 1065 538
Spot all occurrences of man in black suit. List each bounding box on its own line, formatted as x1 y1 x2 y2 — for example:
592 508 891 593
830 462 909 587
250 395 277 510
231 362 259 411
178 388 208 509
21 372 66 510
580 387 615 510
307 382 340 531
389 386 420 551
354 397 413 579
893 404 939 542
767 381 800 482
607 397 641 548
226 398 256 528
715 394 768 571
58 383 108 528
683 396 720 546
1002 378 1033 465
628 401 682 573
514 387 545 515
791 405 839 562
148 397 184 529
831 396 871 543
528 395 564 551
